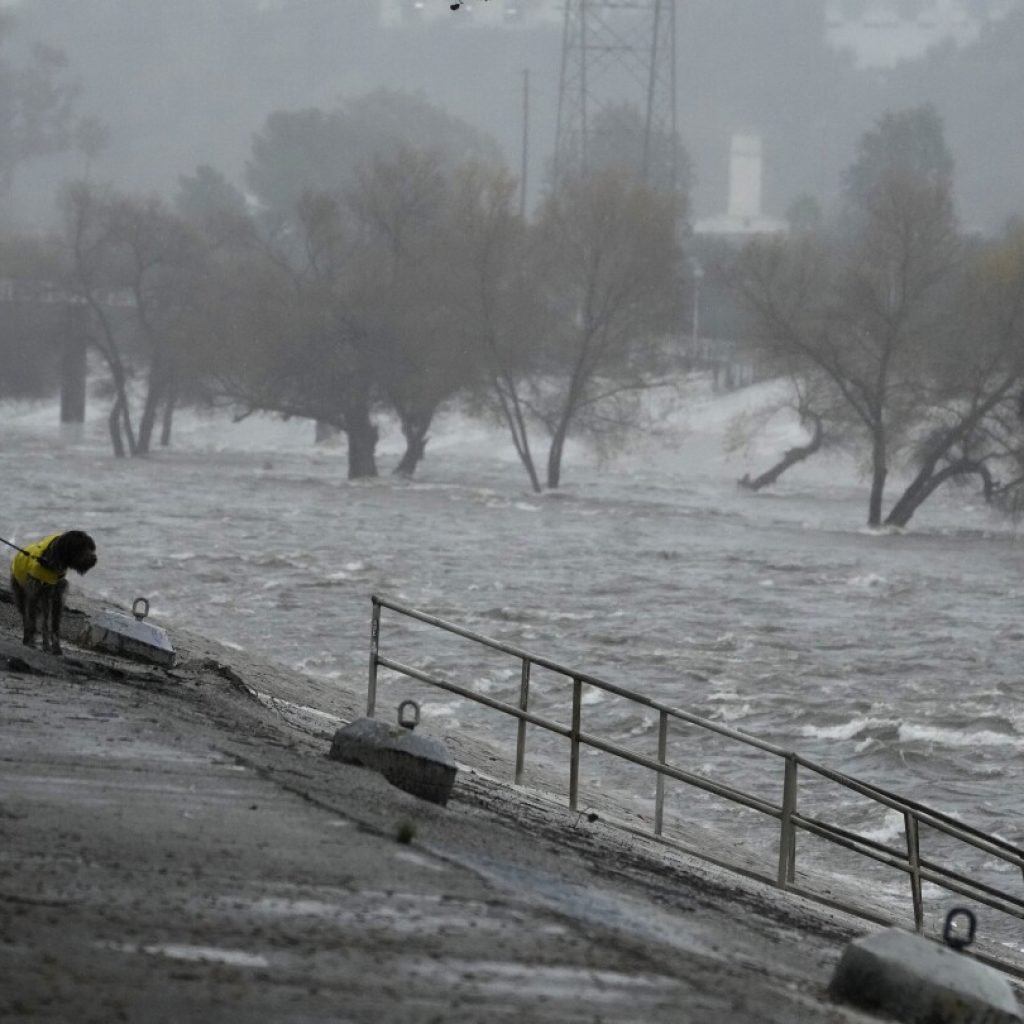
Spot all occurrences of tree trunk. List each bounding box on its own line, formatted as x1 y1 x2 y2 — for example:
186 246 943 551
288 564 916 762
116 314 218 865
136 363 166 455
521 454 542 493
546 423 569 490
493 378 542 493
108 397 126 458
739 415 823 491
84 294 137 457
160 379 178 447
884 458 983 528
121 398 138 456
885 479 935 528
345 413 379 480
60 333 87 426
883 454 940 528
107 368 137 458
393 411 431 478
867 428 887 527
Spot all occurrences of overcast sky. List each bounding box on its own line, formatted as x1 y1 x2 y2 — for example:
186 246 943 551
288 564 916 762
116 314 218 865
5 0 1023 233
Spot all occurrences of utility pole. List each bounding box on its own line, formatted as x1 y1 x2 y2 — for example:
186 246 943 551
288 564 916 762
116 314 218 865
553 0 678 192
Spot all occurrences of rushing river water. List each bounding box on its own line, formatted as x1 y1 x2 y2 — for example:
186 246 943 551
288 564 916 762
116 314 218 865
5 387 1024 940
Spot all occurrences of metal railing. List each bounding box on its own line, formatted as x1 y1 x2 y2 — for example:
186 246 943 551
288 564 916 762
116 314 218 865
367 594 1024 949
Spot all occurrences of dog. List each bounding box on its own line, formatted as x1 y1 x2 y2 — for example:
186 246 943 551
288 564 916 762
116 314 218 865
10 531 97 655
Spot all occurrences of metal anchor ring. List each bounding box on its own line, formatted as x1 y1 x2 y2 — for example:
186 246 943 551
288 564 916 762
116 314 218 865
943 907 976 950
398 700 421 731
132 597 150 622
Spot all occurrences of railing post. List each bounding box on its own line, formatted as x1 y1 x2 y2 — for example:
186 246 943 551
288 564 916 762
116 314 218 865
515 658 531 785
367 597 381 717
905 811 924 932
777 754 798 888
655 710 668 836
569 676 582 812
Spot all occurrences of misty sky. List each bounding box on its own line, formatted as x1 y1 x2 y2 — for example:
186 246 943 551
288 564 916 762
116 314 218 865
4 0 1023 233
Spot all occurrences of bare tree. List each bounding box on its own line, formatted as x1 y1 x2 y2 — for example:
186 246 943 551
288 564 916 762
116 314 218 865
193 190 385 479
734 128 1024 527
60 182 206 456
530 171 683 489
452 169 683 491
735 378 829 491
445 162 546 490
60 182 136 455
880 224 1024 526
347 148 477 477
104 194 205 454
734 168 960 525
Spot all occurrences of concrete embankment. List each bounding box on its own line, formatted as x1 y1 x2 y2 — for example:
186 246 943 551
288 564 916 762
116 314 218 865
0 588 947 1022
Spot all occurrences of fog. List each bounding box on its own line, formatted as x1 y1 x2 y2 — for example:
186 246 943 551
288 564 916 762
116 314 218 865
3 0 1023 233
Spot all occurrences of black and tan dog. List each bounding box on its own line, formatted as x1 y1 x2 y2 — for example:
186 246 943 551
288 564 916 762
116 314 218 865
10 531 97 655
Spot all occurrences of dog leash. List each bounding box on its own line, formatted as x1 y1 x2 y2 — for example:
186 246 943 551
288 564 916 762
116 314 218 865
0 535 41 562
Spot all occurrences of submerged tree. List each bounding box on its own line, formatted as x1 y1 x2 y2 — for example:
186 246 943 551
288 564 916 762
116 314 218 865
882 223 1024 526
445 162 545 490
454 169 684 492
735 108 1024 527
203 189 384 479
59 181 208 457
530 171 684 489
223 91 508 478
346 147 481 477
734 108 962 525
60 181 135 455
734 380 830 492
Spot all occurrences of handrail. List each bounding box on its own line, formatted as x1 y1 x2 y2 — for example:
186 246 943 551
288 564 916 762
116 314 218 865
367 593 1024 950
372 596 791 756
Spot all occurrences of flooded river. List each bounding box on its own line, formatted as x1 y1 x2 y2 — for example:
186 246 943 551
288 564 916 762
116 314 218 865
5 385 1024 940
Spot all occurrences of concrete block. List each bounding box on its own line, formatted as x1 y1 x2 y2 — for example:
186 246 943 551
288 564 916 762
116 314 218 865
329 717 457 806
829 927 1021 1024
79 604 176 668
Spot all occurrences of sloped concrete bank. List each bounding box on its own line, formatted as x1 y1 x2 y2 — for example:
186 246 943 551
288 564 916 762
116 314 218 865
0 588 994 1022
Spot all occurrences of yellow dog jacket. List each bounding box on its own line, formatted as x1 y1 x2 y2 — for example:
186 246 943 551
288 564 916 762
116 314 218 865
10 534 65 587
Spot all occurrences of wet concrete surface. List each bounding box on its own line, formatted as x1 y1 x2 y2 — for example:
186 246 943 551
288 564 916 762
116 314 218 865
0 589 909 1022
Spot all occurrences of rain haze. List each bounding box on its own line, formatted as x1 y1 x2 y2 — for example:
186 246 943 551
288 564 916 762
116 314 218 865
4 0 1024 1008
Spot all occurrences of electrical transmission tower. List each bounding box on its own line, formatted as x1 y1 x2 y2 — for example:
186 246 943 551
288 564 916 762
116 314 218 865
554 0 678 193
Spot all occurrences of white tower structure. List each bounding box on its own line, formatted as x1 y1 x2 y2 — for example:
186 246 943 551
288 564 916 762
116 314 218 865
696 133 788 237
